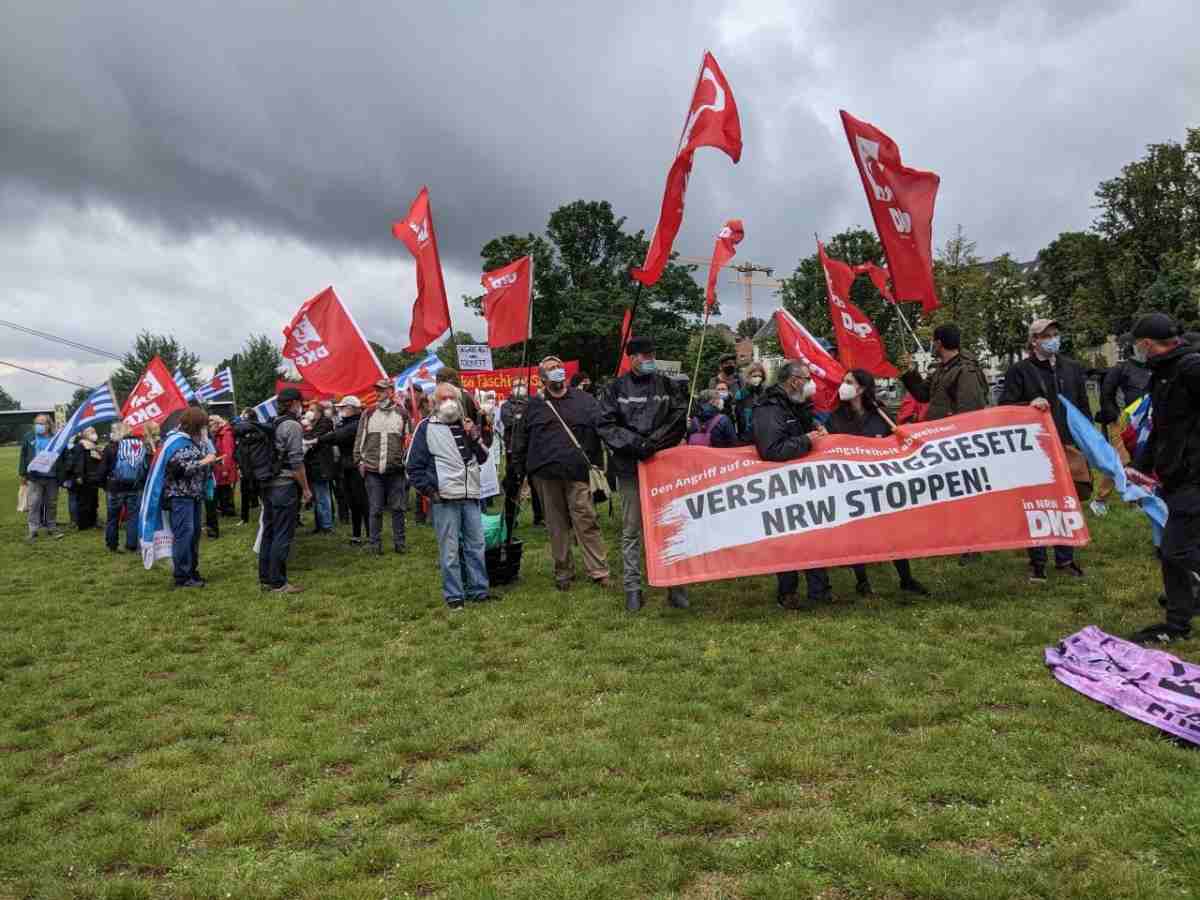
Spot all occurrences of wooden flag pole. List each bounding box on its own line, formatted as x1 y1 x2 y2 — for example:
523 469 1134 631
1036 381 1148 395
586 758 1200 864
685 306 712 424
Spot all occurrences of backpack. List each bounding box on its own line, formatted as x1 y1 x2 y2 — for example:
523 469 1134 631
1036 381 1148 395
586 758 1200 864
233 418 282 483
111 439 147 486
687 416 722 447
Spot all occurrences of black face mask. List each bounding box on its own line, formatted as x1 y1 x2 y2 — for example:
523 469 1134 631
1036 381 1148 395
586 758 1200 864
722 365 735 375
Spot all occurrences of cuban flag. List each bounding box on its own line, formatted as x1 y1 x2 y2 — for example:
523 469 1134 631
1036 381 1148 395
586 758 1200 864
27 382 119 475
394 353 443 394
252 395 278 421
196 367 234 402
173 368 197 402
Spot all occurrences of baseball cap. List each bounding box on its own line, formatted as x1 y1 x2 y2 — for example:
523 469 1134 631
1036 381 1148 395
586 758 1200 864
1132 313 1178 341
626 336 655 355
337 395 363 409
1028 318 1059 338
374 377 393 390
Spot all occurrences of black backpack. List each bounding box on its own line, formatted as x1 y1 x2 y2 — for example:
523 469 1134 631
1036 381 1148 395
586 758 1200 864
233 418 281 483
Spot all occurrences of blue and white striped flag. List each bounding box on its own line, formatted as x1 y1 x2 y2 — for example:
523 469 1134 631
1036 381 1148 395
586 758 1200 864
27 383 119 475
196 367 234 402
394 353 443 393
252 395 278 421
173 368 196 402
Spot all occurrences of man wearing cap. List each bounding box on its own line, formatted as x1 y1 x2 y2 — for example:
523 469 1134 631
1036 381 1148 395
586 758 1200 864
1127 313 1200 644
597 336 689 612
900 323 990 421
509 355 611 592
317 395 367 544
259 387 311 594
354 379 411 554
1000 318 1091 582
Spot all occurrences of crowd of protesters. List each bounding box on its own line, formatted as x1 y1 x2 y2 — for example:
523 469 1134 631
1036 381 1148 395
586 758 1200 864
17 311 1199 642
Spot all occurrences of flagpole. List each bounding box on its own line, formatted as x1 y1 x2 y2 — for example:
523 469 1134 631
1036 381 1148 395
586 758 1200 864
616 280 644 374
685 306 711 424
870 242 928 355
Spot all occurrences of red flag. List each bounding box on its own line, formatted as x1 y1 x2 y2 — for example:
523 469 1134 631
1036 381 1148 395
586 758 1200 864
632 52 742 287
616 307 633 376
819 243 898 378
119 355 190 437
705 219 744 310
851 261 894 302
481 255 533 348
282 286 387 396
840 111 939 314
772 310 846 413
392 186 452 352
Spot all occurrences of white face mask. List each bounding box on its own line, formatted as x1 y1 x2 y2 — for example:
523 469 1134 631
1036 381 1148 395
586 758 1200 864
838 382 860 401
512 386 527 398
437 399 461 423
802 380 816 401
1133 342 1150 364
749 375 763 386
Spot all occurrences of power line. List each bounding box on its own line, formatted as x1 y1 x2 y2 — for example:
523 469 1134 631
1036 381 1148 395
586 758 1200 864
0 359 92 389
0 319 124 362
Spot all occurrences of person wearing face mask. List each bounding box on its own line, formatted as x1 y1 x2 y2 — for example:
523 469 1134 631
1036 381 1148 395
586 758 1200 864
1125 313 1200 644
407 382 493 611
499 377 545 532
733 362 767 444
67 426 106 530
570 372 594 394
1000 318 1091 582
509 356 611 591
258 387 312 594
20 414 67 541
752 360 832 609
597 335 690 612
317 396 367 543
477 391 501 510
435 368 480 424
302 404 336 534
710 352 744 396
687 389 739 448
828 370 929 598
353 379 411 555
899 323 990 421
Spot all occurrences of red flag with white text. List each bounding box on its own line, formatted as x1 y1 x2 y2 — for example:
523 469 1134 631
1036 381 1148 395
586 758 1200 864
120 355 190 437
819 243 898 378
840 110 939 314
392 186 452 352
852 261 894 302
772 309 845 413
282 286 387 396
632 52 742 287
481 256 533 348
705 219 744 310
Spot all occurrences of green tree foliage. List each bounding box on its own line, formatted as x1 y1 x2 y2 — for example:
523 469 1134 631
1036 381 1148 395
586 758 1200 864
465 200 704 375
979 255 1043 367
0 384 21 444
369 342 427 378
215 334 286 410
683 327 735 394
735 316 764 339
930 226 988 351
112 332 200 402
1031 231 1116 350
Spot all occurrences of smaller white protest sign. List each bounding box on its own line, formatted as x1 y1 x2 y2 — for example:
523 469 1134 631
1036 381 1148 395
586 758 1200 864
457 344 494 371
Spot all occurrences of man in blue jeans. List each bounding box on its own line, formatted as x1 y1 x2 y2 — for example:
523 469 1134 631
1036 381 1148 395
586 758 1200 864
258 387 312 595
407 382 492 611
100 421 149 552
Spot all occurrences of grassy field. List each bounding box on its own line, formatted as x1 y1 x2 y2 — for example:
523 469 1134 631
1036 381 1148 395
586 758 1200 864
1 443 1197 899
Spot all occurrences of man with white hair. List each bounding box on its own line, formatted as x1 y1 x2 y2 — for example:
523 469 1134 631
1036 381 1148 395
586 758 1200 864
408 381 493 611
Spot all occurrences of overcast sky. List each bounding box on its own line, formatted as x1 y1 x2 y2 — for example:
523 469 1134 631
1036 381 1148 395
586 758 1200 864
3 0 1197 407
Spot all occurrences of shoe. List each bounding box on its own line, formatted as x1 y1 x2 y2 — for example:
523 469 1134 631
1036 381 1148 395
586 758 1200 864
667 587 690 609
1056 562 1085 578
106 544 118 553
270 583 304 594
349 537 363 545
207 531 220 539
236 520 247 527
1029 564 1048 583
1089 500 1109 517
899 579 930 597
533 519 545 528
776 592 806 611
855 578 874 597
48 530 66 540
592 576 612 589
260 583 274 593
467 594 492 604
625 590 643 612
394 544 407 554
447 599 465 612
174 578 205 589
1128 623 1191 645
555 580 572 592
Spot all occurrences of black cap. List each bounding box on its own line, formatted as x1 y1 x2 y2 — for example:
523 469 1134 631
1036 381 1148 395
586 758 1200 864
626 336 655 355
1131 313 1178 341
278 387 303 404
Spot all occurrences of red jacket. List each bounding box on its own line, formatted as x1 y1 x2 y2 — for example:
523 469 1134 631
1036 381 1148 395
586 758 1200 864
212 425 239 486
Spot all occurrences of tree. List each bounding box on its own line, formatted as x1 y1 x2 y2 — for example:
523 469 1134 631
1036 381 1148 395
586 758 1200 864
436 330 483 370
1031 231 1116 350
112 332 200 402
683 326 735 394
1140 249 1200 331
930 226 988 352
735 316 764 339
369 342 426 378
979 255 1043 367
465 200 704 375
216 334 286 409
0 384 21 444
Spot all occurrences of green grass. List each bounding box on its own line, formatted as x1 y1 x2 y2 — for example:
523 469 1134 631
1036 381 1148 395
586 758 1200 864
1 443 1197 899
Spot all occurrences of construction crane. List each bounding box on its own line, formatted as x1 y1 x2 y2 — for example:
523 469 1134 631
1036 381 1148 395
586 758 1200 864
674 257 785 320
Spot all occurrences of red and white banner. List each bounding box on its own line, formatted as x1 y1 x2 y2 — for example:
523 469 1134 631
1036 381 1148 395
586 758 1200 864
120 355 190 436
638 407 1088 587
282 286 387 397
393 186 452 352
632 51 742 287
705 219 744 310
840 110 940 314
772 309 845 412
819 242 898 378
461 361 580 400
481 255 533 348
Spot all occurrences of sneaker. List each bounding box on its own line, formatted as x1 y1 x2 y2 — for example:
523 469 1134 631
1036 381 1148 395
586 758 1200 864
174 578 205 589
1089 500 1109 517
447 599 465 612
667 588 690 609
1128 623 1191 645
236 520 247 527
48 529 66 540
467 594 492 604
349 536 363 545
270 583 304 594
1056 562 1085 578
592 576 612 589
1029 564 1048 583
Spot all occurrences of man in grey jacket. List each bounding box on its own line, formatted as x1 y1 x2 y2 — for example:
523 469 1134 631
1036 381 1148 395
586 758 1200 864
354 378 410 554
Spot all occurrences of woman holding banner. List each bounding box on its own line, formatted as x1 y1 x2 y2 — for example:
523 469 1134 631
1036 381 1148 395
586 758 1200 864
829 369 929 598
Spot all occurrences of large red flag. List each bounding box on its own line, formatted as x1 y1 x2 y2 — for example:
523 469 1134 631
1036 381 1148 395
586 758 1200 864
840 111 939 314
705 219 744 310
282 286 387 396
632 52 742 287
392 186 452 352
852 261 894 302
616 307 634 376
819 243 898 378
120 355 190 436
772 309 846 413
481 255 533 348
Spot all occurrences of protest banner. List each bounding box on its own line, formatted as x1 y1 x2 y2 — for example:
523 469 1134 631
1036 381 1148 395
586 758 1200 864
637 406 1089 587
456 344 494 371
460 361 579 399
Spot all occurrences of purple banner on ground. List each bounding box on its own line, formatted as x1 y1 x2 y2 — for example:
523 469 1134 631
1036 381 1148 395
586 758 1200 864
1046 626 1200 745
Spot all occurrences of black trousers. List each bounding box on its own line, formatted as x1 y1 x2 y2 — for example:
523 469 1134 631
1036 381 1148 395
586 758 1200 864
503 473 544 536
76 485 101 529
852 559 914 584
215 484 236 516
240 477 259 523
259 483 299 588
332 474 349 523
341 467 368 538
204 496 220 537
1162 489 1200 631
777 568 830 601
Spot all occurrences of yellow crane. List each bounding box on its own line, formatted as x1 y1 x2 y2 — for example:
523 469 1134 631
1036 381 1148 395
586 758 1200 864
674 256 785 321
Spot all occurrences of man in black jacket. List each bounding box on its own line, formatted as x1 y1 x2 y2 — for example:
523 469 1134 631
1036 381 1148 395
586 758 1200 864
318 396 366 543
509 356 610 591
499 377 544 531
752 361 832 609
597 336 689 612
1127 313 1200 643
1000 319 1091 582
